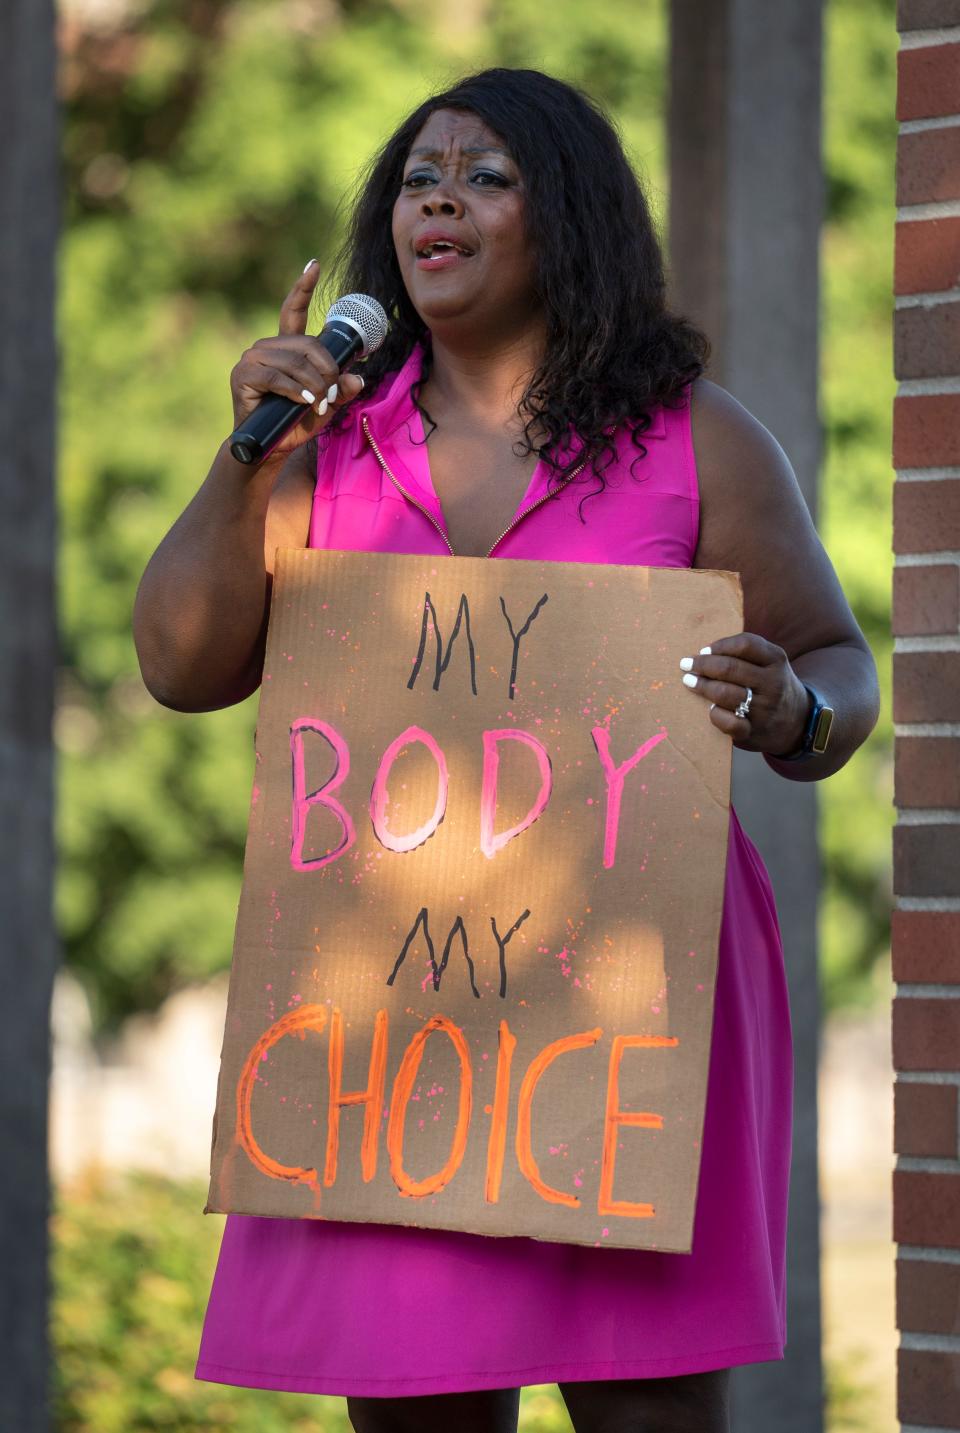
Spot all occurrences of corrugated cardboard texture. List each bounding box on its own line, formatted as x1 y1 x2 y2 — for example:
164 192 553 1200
206 550 742 1253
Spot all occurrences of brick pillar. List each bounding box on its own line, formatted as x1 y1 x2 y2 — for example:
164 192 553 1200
893 5 960 1431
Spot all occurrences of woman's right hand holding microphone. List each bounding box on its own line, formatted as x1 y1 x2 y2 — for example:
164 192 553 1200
228 260 366 464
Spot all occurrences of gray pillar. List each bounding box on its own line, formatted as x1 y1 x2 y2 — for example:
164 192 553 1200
0 0 59 1428
668 3 824 1430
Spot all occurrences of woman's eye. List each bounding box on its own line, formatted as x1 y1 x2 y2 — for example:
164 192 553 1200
400 168 511 191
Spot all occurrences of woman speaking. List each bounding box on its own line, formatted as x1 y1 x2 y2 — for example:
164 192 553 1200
134 67 879 1433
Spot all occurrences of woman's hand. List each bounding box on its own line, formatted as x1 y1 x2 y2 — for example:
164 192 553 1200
677 632 811 758
229 260 366 462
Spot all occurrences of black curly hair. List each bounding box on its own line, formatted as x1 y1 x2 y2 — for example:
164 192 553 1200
327 67 710 491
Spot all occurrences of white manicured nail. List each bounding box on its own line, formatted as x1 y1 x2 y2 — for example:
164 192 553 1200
682 672 699 689
700 646 712 655
679 657 694 671
303 259 318 272
317 397 328 416
300 388 316 403
327 383 338 403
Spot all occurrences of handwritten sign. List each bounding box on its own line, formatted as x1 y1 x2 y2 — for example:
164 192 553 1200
206 550 741 1252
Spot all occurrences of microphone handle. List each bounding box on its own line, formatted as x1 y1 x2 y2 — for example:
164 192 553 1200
228 319 364 465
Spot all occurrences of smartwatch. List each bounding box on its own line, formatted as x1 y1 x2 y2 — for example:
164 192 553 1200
776 683 835 762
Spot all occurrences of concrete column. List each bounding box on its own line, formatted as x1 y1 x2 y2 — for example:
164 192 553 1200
0 0 59 1428
668 2 825 1429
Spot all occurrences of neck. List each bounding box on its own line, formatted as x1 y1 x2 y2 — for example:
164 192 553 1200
422 324 546 429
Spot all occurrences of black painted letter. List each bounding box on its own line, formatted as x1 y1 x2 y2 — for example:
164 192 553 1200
498 594 548 700
407 592 478 696
490 909 531 998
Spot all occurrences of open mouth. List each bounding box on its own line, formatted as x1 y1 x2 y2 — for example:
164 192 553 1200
415 238 476 261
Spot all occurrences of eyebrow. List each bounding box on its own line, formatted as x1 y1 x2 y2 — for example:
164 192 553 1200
407 145 511 159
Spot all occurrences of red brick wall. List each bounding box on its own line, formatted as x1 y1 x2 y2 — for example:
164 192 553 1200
894 5 960 1430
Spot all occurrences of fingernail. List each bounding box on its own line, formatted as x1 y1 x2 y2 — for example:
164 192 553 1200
700 646 712 655
317 397 328 416
327 383 338 403
358 375 365 390
303 259 318 272
710 703 716 711
679 657 694 671
682 673 699 689
300 388 316 403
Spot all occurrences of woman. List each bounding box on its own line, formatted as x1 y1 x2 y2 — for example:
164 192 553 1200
134 68 879 1433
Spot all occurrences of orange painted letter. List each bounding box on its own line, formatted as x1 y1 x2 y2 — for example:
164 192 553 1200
516 1028 602 1207
235 1005 328 1195
386 1015 472 1198
324 1008 389 1187
597 1034 678 1218
484 1019 517 1204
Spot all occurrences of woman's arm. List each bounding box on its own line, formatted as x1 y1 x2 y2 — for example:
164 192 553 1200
689 377 880 782
132 262 363 713
132 438 315 712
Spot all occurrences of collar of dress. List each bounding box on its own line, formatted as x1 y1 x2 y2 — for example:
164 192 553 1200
346 342 668 465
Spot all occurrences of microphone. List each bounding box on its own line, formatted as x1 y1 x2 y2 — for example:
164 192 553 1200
228 293 389 465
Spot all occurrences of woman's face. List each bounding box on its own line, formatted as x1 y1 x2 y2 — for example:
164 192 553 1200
391 108 540 340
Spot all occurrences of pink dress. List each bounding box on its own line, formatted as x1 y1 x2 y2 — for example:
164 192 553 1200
195 347 792 1396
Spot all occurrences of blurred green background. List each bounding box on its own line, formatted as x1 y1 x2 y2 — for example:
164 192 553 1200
54 0 895 1427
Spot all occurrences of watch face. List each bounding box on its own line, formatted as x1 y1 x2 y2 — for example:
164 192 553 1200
811 705 834 755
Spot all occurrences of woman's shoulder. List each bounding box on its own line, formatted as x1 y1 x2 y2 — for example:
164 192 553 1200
684 375 802 521
688 377 800 502
689 377 786 459
687 377 814 574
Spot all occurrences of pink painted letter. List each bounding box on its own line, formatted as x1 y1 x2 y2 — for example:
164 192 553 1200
480 729 553 859
290 719 356 871
370 725 448 854
591 727 667 869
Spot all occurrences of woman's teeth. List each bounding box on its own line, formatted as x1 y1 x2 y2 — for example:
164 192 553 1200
420 243 471 257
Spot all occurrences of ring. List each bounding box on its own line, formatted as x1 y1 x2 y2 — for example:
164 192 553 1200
735 687 753 720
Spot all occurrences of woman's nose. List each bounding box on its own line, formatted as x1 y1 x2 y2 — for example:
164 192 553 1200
419 185 464 219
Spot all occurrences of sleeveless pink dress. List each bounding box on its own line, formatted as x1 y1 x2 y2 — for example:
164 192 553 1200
195 347 792 1395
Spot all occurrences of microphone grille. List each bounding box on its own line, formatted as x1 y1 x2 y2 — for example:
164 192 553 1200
324 293 389 358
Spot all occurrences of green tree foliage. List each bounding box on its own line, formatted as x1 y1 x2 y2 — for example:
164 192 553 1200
59 0 893 1035
819 0 895 1009
52 1174 352 1430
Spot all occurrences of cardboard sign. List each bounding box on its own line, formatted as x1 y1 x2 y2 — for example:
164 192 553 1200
206 550 741 1253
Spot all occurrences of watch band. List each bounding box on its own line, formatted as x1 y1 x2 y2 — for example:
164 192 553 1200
776 682 835 762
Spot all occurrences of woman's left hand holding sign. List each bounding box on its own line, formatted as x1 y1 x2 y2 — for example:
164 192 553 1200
678 632 811 757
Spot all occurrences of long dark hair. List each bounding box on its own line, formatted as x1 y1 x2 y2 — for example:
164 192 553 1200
328 68 710 489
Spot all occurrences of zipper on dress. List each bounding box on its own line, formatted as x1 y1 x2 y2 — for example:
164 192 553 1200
485 461 586 557
362 414 586 559
363 416 454 556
